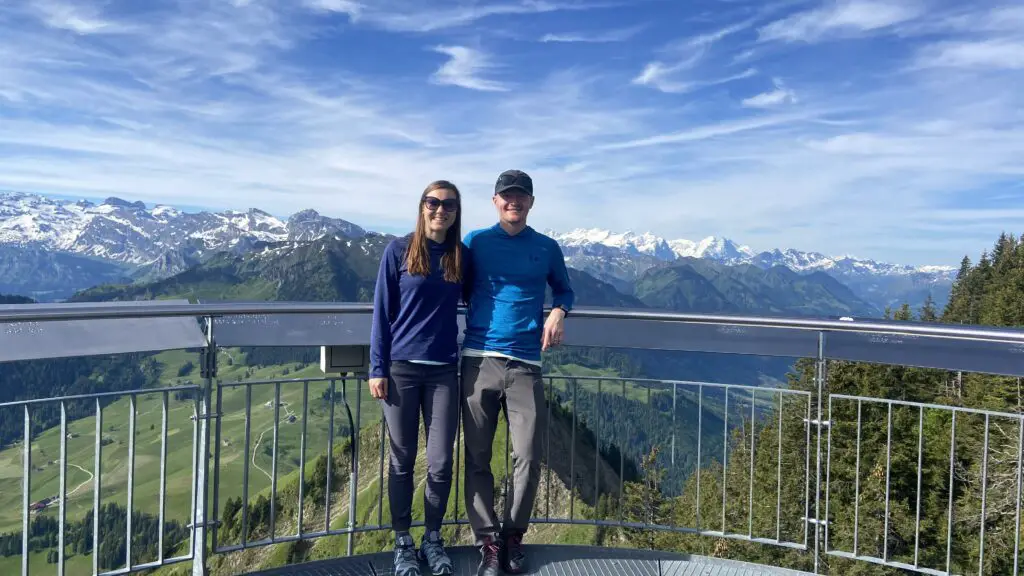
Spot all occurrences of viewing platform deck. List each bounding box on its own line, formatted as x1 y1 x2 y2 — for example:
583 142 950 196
245 545 815 576
3 300 1024 576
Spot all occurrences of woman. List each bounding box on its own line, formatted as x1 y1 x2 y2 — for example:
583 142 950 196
368 180 464 576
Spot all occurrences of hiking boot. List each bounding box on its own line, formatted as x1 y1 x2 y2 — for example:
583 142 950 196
393 532 421 576
418 530 453 575
501 531 527 574
476 535 501 576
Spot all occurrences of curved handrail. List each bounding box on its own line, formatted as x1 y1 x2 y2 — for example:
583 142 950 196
1 301 1023 345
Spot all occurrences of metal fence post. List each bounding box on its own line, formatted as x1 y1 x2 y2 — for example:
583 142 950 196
193 316 217 576
813 331 827 574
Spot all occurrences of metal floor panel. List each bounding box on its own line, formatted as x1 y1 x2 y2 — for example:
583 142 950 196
244 545 813 576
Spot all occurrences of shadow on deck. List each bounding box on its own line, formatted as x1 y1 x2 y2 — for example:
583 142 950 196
244 545 814 575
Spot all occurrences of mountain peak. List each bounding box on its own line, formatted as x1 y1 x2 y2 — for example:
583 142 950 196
103 197 146 210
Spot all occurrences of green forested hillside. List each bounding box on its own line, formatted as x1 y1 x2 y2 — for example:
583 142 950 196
70 235 394 303
635 257 879 317
615 232 1024 574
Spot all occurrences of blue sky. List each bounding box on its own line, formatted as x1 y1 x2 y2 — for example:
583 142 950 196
0 0 1021 267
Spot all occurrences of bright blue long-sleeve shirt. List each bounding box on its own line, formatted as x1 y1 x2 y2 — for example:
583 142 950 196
462 224 575 362
369 236 463 379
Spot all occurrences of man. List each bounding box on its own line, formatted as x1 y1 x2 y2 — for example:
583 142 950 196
460 169 574 576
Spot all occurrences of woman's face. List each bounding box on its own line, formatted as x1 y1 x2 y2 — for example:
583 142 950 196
422 188 458 236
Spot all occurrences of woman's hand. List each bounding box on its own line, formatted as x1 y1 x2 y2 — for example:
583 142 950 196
369 377 388 400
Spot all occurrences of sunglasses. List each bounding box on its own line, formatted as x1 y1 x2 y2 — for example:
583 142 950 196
423 197 458 212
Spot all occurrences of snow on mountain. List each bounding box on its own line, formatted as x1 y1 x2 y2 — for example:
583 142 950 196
0 192 364 267
547 227 956 312
556 228 677 261
0 191 955 311
549 227 953 277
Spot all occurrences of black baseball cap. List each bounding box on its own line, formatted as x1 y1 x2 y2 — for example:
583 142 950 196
494 169 533 196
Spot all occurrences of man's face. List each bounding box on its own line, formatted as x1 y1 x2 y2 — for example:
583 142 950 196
493 189 534 225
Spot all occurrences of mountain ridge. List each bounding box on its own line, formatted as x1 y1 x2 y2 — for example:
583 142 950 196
1 191 952 310
551 227 954 312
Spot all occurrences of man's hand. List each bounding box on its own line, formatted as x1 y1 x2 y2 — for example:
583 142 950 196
368 377 388 400
542 307 566 351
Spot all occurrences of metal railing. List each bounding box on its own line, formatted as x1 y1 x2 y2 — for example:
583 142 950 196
1 301 1023 575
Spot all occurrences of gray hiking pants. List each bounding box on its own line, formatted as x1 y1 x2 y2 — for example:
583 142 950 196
460 355 546 545
380 360 459 533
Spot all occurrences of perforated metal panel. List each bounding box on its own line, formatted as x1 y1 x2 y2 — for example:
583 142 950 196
0 299 207 362
563 315 820 359
824 330 1024 377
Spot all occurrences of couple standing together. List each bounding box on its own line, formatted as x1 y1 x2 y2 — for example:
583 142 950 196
369 169 575 576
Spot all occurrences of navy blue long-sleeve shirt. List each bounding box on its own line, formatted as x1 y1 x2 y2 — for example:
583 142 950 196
462 224 574 362
369 236 463 379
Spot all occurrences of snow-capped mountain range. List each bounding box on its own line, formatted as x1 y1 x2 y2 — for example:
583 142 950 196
548 227 955 313
0 191 954 309
0 192 365 266
550 228 953 277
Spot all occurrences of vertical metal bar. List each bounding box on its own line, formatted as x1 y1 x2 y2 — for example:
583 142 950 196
946 411 957 575
813 332 825 574
241 385 251 546
883 402 892 563
723 386 729 534
127 394 136 569
326 380 335 533
914 405 923 568
58 402 67 576
594 379 601 521
211 384 222 552
1014 415 1023 576
22 405 30 576
570 379 577 521
192 318 214 576
776 391 782 543
697 384 703 531
189 400 199 567
546 377 553 520
823 395 832 554
804 393 811 549
159 392 169 563
671 382 677 466
298 381 308 536
270 381 280 540
749 389 756 539
853 400 861 557
348 379 362 557
979 413 989 575
618 379 624 524
93 399 102 576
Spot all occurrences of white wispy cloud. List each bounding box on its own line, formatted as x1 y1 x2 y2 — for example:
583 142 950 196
305 0 606 33
303 0 363 18
915 39 1024 70
599 112 812 151
742 78 798 108
759 0 923 43
0 0 1021 266
540 25 644 43
632 66 756 94
632 17 758 94
429 45 509 92
30 0 132 35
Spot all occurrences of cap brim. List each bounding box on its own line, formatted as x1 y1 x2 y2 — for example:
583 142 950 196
494 185 532 196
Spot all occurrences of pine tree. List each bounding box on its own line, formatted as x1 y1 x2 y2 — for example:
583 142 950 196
919 294 937 322
622 446 672 550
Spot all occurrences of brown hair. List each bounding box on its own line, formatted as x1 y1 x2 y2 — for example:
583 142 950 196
405 180 463 283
